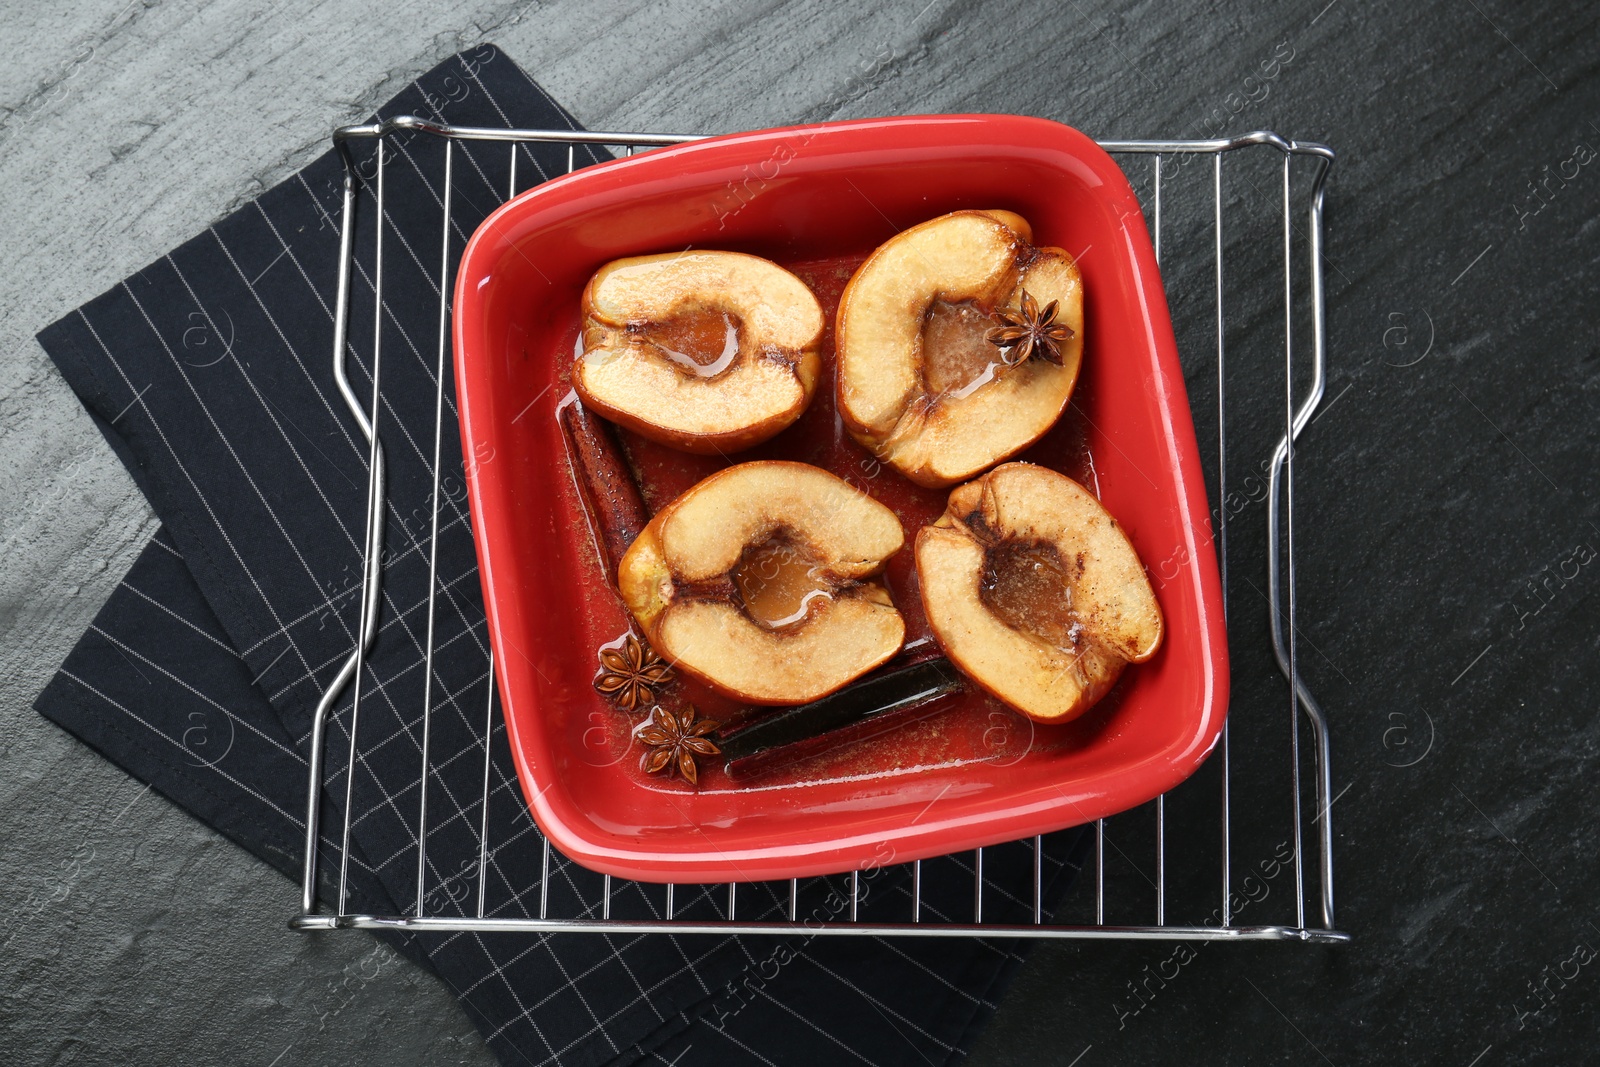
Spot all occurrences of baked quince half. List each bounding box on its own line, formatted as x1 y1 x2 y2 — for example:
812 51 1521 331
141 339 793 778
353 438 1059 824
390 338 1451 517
916 463 1162 724
619 461 906 705
836 209 1085 487
574 251 824 454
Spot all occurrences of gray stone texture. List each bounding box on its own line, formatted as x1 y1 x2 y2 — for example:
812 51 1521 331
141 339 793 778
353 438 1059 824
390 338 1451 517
3 1 1597 1064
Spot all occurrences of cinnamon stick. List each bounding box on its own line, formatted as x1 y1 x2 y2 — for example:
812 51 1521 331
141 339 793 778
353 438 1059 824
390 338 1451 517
717 657 965 780
558 396 651 579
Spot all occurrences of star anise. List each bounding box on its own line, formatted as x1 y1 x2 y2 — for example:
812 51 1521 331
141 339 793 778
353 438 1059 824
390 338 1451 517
985 289 1074 367
636 704 721 786
594 633 673 712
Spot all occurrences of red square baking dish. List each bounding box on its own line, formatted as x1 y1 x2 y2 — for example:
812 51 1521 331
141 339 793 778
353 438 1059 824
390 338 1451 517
453 114 1228 883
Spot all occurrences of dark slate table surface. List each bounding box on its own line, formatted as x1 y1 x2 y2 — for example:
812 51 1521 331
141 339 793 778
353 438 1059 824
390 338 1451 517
2 1 1596 1063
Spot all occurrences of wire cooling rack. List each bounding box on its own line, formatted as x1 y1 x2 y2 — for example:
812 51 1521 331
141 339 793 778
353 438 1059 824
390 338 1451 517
290 115 1346 944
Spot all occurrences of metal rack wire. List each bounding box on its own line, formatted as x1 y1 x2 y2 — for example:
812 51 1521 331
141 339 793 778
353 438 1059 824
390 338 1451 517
290 115 1346 944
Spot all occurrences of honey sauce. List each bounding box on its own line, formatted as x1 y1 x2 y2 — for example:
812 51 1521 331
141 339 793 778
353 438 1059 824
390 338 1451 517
979 538 1080 652
732 534 833 629
633 304 742 378
920 298 1004 398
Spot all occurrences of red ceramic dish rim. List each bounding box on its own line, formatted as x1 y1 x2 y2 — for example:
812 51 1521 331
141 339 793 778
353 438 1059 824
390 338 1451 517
454 113 1229 883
